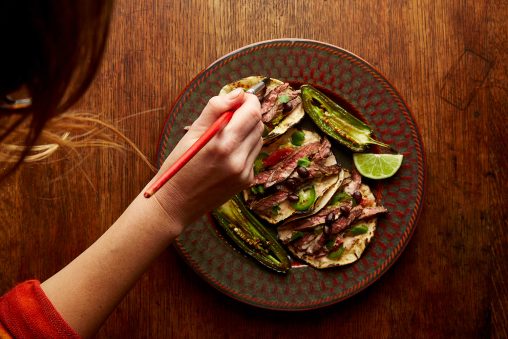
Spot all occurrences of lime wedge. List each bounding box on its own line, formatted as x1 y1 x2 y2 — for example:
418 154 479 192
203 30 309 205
353 153 404 179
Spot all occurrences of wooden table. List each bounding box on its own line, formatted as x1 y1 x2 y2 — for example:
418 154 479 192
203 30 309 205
1 1 506 337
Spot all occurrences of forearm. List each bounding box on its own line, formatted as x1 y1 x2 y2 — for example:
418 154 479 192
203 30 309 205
39 90 262 338
41 190 182 338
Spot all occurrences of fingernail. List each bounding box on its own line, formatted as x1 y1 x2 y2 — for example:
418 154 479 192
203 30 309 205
228 88 243 99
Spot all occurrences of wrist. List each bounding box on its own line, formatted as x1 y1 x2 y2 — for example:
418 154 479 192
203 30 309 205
128 187 187 241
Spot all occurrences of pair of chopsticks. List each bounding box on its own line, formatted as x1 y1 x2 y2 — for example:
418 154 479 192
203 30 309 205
144 78 268 198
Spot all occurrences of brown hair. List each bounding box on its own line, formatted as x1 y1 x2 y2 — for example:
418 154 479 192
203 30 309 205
0 1 115 169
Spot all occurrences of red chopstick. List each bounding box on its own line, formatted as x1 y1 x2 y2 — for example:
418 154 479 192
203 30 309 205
143 110 234 198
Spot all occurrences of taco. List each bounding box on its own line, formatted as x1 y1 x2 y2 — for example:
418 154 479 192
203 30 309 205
244 126 344 224
216 76 388 270
277 169 388 268
219 76 305 142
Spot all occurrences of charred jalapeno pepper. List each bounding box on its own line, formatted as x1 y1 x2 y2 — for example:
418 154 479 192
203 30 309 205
301 85 390 152
213 195 291 273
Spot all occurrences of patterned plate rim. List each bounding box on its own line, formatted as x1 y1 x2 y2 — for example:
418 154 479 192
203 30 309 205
156 38 426 311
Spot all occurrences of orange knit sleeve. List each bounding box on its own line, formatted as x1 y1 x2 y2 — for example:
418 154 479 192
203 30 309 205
0 280 79 338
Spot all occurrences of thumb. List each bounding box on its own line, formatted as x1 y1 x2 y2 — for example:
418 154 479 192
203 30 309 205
192 88 246 129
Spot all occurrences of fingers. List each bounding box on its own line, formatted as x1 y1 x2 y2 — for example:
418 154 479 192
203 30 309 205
233 119 264 162
222 93 261 139
205 92 261 167
181 91 262 190
242 125 264 182
225 119 263 185
193 89 246 129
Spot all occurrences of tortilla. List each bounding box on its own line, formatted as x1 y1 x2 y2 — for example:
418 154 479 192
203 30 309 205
278 170 381 268
219 76 305 143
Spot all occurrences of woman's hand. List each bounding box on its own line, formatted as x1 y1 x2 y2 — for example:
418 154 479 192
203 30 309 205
149 88 263 231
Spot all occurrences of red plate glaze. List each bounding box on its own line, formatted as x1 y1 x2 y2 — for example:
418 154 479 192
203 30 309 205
156 39 425 310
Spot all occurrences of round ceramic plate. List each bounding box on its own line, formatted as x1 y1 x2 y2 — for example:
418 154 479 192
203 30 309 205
157 39 425 310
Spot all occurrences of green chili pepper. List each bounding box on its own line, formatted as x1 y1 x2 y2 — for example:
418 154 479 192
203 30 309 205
297 157 311 167
278 94 291 104
291 130 305 146
327 245 345 260
301 85 390 152
349 224 369 235
291 185 316 211
213 195 291 273
330 191 352 205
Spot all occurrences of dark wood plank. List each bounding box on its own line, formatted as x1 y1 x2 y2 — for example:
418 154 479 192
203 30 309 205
0 0 506 338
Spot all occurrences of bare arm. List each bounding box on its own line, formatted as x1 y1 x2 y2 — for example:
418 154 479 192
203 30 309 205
41 90 263 337
41 191 180 337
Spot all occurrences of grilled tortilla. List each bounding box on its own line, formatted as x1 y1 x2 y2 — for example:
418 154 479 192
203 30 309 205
277 169 387 268
219 76 305 143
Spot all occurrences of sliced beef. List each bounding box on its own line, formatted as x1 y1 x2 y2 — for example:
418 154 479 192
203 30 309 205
329 205 388 234
283 96 302 113
278 205 339 232
252 171 272 186
261 83 301 124
261 83 290 123
261 83 289 114
344 169 362 195
312 138 332 164
306 164 341 179
249 190 289 213
255 141 322 188
262 102 283 123
360 206 388 219
305 233 326 254
330 205 363 234
293 233 316 251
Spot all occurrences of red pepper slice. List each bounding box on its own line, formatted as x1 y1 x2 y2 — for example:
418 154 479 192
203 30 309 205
262 147 294 167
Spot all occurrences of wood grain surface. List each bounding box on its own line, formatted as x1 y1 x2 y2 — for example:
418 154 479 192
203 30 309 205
1 0 506 338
